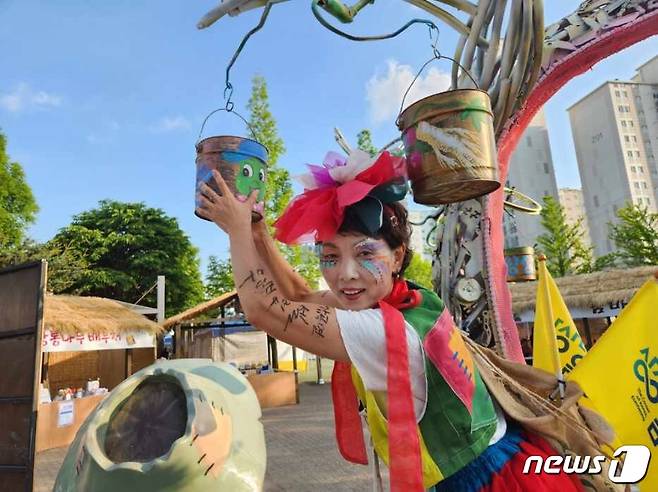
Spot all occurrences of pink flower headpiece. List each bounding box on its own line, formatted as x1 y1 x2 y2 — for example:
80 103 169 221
273 150 407 244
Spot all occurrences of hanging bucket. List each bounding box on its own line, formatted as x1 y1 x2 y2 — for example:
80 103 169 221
195 109 269 222
504 246 536 282
396 89 500 205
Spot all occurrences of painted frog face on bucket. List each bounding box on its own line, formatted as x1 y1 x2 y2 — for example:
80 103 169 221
235 157 266 202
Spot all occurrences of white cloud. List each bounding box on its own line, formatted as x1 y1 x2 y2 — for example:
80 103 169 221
150 115 190 133
0 83 62 112
365 60 451 125
86 134 108 144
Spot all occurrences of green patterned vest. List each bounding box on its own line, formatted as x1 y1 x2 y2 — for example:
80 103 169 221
351 287 498 487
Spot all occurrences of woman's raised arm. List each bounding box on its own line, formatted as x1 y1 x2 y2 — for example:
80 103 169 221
197 170 349 361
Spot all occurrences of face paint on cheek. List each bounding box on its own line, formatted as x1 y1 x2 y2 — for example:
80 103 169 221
358 258 389 283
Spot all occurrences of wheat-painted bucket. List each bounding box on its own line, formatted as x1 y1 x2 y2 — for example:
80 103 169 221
396 89 500 205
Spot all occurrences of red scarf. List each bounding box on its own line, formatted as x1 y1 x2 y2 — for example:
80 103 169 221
331 279 424 491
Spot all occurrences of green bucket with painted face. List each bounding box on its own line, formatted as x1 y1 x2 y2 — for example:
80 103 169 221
195 135 269 222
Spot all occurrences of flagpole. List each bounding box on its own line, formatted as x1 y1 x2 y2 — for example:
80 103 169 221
538 255 565 401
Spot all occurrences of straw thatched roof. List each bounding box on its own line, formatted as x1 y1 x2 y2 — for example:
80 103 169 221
44 295 162 336
509 266 657 313
162 291 238 329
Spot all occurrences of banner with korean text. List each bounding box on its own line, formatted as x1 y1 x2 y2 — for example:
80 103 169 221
42 329 155 352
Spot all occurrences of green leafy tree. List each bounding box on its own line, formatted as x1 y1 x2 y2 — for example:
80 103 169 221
205 256 234 298
608 203 658 266
49 200 204 315
357 129 378 157
0 132 39 250
245 75 319 289
537 195 593 277
405 254 433 289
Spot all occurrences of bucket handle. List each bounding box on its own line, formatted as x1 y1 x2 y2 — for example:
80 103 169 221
197 108 258 144
397 50 480 123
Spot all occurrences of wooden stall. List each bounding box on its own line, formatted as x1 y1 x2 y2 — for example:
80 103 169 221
164 291 299 408
509 266 656 360
36 295 161 451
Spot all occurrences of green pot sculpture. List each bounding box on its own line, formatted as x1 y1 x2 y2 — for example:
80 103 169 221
54 359 266 492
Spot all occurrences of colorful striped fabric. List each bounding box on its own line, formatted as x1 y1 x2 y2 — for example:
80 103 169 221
431 424 584 492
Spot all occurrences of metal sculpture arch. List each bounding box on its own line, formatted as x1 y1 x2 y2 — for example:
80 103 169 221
198 0 658 362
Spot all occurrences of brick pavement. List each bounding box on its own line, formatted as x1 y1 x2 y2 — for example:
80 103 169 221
35 382 386 491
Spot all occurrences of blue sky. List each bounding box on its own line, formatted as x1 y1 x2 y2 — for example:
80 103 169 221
1 1 657 275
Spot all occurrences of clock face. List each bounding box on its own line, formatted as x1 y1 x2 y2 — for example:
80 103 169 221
456 278 482 304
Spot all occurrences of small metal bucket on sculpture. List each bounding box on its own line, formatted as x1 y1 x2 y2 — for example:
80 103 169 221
195 109 269 222
504 246 537 282
396 88 500 205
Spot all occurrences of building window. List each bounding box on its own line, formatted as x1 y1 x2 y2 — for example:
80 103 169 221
623 90 628 97
636 151 641 157
625 136 630 142
631 166 637 172
526 136 532 147
625 105 631 112
594 195 599 207
632 136 638 143
643 182 648 189
630 121 635 127
621 120 627 127
639 166 644 173
615 90 620 97
618 105 624 112
613 204 618 213
635 182 641 189
543 162 549 174
628 151 634 158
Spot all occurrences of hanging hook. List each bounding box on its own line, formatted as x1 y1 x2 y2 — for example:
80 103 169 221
223 2 273 113
223 82 235 112
428 23 440 58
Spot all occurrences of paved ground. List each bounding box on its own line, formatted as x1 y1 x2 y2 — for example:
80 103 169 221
35 380 386 491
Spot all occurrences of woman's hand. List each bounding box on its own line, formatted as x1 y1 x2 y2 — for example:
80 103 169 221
196 170 259 235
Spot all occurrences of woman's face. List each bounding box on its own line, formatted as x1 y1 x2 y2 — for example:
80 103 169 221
318 233 404 310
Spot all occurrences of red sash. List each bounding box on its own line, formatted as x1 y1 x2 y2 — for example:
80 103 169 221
331 280 424 491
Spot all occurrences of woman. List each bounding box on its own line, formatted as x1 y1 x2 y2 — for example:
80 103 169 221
196 150 586 491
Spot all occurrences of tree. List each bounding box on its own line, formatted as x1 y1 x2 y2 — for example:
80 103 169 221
245 75 320 289
357 129 378 157
608 203 658 266
0 131 39 250
49 200 204 315
247 75 290 226
536 195 593 277
205 256 234 298
405 254 433 289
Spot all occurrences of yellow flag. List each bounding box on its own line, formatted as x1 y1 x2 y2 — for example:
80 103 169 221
532 259 588 377
570 277 658 491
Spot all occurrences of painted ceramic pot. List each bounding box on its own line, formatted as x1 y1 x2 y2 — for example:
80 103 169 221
397 89 500 205
504 246 537 282
54 359 266 492
196 136 269 222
